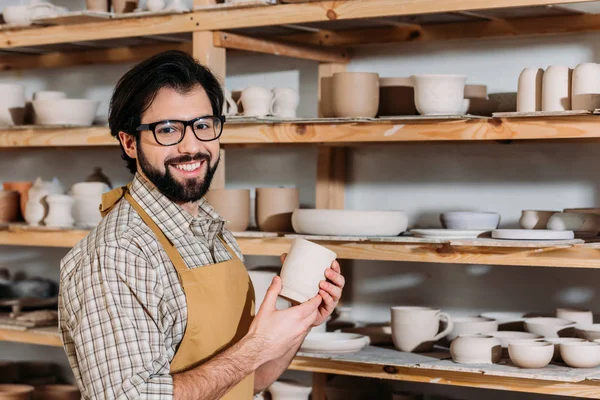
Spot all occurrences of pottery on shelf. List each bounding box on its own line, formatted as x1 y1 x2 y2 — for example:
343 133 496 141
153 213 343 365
240 86 272 117
85 167 113 189
412 74 467 115
32 99 100 126
450 334 502 364
268 380 312 400
0 384 35 400
556 308 593 325
146 0 165 11
378 77 417 116
2 182 32 218
491 229 575 240
247 267 290 311
0 84 26 126
485 331 542 351
575 324 600 340
2 5 33 25
560 341 600 368
440 211 500 230
519 210 559 229
24 178 61 226
300 332 369 354
44 194 74 228
279 238 336 304
0 191 19 223
164 0 189 12
255 187 299 232
222 89 238 116
70 182 110 229
33 384 80 400
410 229 488 239
524 317 576 338
547 212 600 233
447 316 498 342
86 0 110 11
542 65 572 112
332 72 379 118
544 338 586 362
571 63 600 111
508 341 554 369
205 189 251 232
112 0 138 12
319 76 335 117
291 209 408 237
391 306 454 352
270 88 299 118
517 68 544 112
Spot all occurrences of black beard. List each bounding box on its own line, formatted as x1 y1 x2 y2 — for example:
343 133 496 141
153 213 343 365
138 143 219 203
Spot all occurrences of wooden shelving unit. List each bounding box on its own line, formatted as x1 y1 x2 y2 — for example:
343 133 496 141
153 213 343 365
0 326 62 347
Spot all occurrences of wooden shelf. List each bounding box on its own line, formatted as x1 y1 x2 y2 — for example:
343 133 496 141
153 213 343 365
0 326 61 347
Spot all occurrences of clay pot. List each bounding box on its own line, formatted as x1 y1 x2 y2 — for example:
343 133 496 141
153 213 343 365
270 88 299 118
44 194 74 228
378 77 416 116
204 189 251 232
450 334 502 364
391 306 454 352
2 182 32 220
111 0 137 12
319 76 335 117
561 341 600 368
33 385 79 400
572 63 600 111
0 84 26 126
0 191 19 223
519 210 558 229
517 68 544 112
542 65 572 112
240 86 272 117
0 385 34 400
332 72 379 118
412 74 466 115
509 341 553 369
255 187 299 232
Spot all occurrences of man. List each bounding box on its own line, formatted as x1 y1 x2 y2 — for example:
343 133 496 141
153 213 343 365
58 50 345 400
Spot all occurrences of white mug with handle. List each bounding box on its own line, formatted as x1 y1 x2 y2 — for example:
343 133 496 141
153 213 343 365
391 306 454 352
270 88 299 118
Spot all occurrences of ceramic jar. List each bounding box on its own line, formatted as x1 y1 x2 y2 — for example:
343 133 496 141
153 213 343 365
0 384 35 400
33 384 80 400
70 182 109 228
391 306 454 352
268 380 312 400
412 74 467 115
378 77 417 116
255 187 299 232
517 68 544 112
332 72 379 118
204 189 251 232
542 65 572 112
450 334 502 364
270 88 299 118
0 84 26 126
240 86 272 117
279 238 336 304
0 191 19 223
44 194 74 228
519 210 558 229
571 63 600 111
319 76 335 117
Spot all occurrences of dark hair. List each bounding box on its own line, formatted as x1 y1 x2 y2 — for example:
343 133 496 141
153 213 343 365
108 50 224 174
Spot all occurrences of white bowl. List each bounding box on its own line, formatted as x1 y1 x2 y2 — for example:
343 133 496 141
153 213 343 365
440 211 500 230
300 332 369 354
544 338 587 362
560 341 600 368
508 341 554 369
32 99 100 126
2 5 32 25
450 334 502 364
447 317 498 342
268 380 312 399
485 331 542 348
576 324 600 340
291 209 407 236
524 317 576 338
412 74 467 115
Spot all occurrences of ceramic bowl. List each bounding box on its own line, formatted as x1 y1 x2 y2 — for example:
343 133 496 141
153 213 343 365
300 332 369 354
291 209 408 237
524 317 576 338
412 74 467 115
544 338 587 362
575 324 600 340
268 380 312 400
32 99 100 126
447 317 498 342
519 210 559 230
556 308 593 325
485 331 543 349
450 334 502 364
547 212 600 233
0 84 26 126
560 341 600 368
0 384 35 400
508 341 554 368
440 211 500 230
33 384 80 400
2 5 32 25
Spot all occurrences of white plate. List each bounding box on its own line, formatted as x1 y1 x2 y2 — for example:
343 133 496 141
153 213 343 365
492 229 574 240
292 209 407 236
300 332 370 354
410 229 489 239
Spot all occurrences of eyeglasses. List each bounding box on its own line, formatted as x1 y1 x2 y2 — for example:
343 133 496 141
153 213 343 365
136 115 225 146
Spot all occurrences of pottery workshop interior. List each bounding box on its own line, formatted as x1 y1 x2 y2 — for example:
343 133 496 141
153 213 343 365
6 0 600 399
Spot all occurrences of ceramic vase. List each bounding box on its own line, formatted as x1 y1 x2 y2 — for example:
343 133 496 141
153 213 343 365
255 187 299 232
332 72 379 118
2 181 33 219
240 86 272 117
412 74 467 115
319 76 335 117
44 194 74 228
450 334 502 364
0 84 26 126
204 189 251 232
391 306 454 352
268 380 312 400
517 68 544 112
378 77 417 116
33 385 80 400
270 88 299 118
542 65 572 112
279 238 337 304
0 191 19 223
571 63 600 111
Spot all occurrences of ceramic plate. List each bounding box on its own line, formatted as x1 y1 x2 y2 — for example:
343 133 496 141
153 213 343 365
300 332 370 354
410 229 489 239
492 229 574 240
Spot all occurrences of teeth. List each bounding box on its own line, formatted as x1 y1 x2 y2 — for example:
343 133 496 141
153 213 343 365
174 162 201 172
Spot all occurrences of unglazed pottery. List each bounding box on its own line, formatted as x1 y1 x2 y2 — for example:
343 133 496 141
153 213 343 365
0 191 19 223
508 341 554 369
268 380 312 400
378 77 417 116
576 324 600 340
547 212 600 233
0 385 35 400
291 209 407 236
560 341 600 368
240 86 272 117
524 317 576 338
440 211 500 230
410 229 488 239
332 72 379 118
492 229 574 240
391 306 454 352
450 334 502 364
24 178 61 226
247 267 290 311
2 182 32 218
33 384 80 400
0 84 26 126
319 76 335 117
556 308 593 325
517 68 544 112
270 88 299 118
486 331 542 349
32 99 100 126
300 332 369 354
571 63 600 110
146 0 165 11
447 317 498 342
205 189 251 232
255 187 299 232
542 65 572 112
279 238 336 304
544 338 586 362
412 74 467 115
519 210 559 229
2 6 32 25
44 194 74 228
86 0 110 11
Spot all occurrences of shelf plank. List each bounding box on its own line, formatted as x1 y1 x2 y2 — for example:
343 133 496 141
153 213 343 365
0 326 61 347
0 126 117 147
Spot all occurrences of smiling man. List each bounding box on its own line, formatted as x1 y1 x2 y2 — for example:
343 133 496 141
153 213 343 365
58 51 345 400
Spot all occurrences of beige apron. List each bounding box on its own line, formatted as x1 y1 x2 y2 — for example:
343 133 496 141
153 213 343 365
101 186 255 399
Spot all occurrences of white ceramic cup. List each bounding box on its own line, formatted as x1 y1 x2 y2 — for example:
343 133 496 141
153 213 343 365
33 91 67 101
391 306 454 352
412 74 467 115
542 65 572 112
270 88 299 118
240 86 272 117
0 84 26 126
572 63 600 111
556 308 594 325
517 68 544 112
279 238 337 304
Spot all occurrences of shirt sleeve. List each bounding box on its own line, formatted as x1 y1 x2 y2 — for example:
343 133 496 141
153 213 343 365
59 245 174 399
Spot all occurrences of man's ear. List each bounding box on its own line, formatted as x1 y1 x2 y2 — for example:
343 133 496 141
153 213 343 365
118 131 137 160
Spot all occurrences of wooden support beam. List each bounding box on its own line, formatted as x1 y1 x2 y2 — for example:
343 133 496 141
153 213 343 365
213 31 349 63
193 31 226 83
316 147 346 210
312 373 327 400
317 63 346 118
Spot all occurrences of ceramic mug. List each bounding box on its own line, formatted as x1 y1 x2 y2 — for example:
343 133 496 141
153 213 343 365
391 306 454 352
270 88 299 118
542 65 572 112
517 68 544 112
240 86 272 117
412 74 467 115
572 63 600 111
255 187 299 232
279 238 337 304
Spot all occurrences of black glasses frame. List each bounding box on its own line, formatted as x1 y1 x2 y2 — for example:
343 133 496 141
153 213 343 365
136 115 226 146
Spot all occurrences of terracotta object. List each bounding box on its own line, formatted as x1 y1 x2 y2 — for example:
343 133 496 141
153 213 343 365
300 332 369 354
0 190 20 223
547 212 600 233
509 341 554 369
560 341 600 368
440 211 500 230
319 76 335 117
332 72 379 118
517 68 544 112
575 324 600 340
85 167 112 189
111 0 137 12
255 187 298 232
222 89 238 116
291 209 408 236
378 77 416 116
556 308 593 325
279 238 336 304
571 63 600 110
524 317 576 338
44 194 74 228
33 99 100 126
0 84 26 126
390 306 454 352
205 189 250 232
447 317 498 342
519 210 558 229
542 65 572 112
450 334 502 364
268 380 312 400
412 74 466 115
544 338 586 362
270 88 299 118
0 385 34 400
247 268 290 311
239 86 272 117
3 182 33 219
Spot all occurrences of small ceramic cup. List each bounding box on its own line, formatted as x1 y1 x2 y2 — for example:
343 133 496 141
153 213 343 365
560 341 600 368
240 86 272 117
332 72 379 118
270 88 299 118
556 308 593 325
204 189 251 232
255 187 299 232
542 65 572 112
509 341 554 368
572 63 600 111
517 68 544 112
412 74 467 115
450 334 502 364
391 306 454 352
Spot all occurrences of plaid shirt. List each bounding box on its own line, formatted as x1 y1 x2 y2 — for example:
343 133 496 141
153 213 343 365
58 173 244 399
